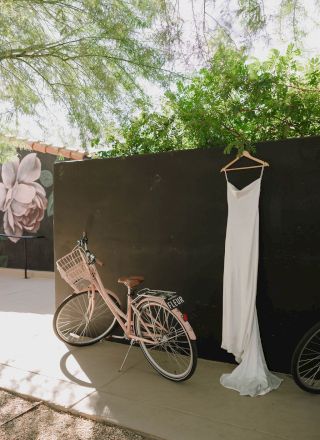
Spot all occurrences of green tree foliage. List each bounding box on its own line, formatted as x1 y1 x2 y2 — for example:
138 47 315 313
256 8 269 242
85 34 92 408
98 111 192 157
0 135 26 163
164 1 320 66
97 45 320 157
0 0 318 153
0 140 16 163
0 0 173 142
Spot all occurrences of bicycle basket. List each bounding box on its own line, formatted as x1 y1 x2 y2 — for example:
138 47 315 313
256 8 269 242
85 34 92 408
56 247 94 292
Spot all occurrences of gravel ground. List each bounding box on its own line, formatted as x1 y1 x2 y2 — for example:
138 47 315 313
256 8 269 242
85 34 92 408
0 389 153 440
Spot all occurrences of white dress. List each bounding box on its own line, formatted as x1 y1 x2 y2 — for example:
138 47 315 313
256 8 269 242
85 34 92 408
221 168 282 396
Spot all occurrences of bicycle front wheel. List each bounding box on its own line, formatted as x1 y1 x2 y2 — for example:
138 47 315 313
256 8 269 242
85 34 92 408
292 322 320 393
134 299 197 381
53 291 118 346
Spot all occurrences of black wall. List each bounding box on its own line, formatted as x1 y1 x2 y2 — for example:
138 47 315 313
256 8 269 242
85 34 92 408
54 136 320 373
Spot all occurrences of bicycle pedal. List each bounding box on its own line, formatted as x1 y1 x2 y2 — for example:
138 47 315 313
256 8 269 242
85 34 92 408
111 334 127 340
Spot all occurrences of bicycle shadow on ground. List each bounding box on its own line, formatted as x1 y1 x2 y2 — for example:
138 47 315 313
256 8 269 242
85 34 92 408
59 340 144 389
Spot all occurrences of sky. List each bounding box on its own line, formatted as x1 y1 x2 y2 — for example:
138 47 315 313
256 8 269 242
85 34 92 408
2 0 320 150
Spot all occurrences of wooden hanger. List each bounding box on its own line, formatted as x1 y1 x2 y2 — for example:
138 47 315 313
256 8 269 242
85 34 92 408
220 150 269 172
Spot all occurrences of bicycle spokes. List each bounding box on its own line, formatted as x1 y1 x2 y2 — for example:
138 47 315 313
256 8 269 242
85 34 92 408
134 300 196 381
54 291 118 346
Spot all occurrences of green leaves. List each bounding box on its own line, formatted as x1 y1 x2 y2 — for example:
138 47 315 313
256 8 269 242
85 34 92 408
237 0 266 34
40 169 54 217
100 44 320 157
40 170 53 188
47 192 54 217
97 108 192 158
165 45 320 153
0 141 17 164
0 0 172 144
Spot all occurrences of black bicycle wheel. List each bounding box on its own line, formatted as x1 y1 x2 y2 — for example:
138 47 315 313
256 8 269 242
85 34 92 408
292 321 320 393
53 291 118 346
134 298 197 382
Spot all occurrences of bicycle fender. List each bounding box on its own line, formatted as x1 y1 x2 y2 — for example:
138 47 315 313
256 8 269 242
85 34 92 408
171 307 197 341
135 295 196 341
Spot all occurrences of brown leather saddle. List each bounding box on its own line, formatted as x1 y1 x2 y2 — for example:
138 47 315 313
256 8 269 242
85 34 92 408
118 275 144 289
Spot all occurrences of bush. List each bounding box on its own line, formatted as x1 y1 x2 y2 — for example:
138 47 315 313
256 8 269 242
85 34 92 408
97 44 320 157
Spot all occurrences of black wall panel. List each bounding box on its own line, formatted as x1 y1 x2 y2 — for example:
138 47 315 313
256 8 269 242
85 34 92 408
54 136 320 372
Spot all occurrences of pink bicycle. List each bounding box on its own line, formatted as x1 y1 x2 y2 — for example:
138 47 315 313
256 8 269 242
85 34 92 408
53 234 197 381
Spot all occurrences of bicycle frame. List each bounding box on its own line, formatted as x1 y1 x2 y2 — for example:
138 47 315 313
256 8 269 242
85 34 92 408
57 239 196 343
86 263 162 345
83 261 197 343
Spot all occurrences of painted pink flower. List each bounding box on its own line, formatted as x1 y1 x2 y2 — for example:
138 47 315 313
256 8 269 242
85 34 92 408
0 153 48 242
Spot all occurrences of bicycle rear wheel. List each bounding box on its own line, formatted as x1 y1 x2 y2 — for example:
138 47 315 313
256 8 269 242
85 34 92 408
292 321 320 393
53 291 118 346
134 299 197 381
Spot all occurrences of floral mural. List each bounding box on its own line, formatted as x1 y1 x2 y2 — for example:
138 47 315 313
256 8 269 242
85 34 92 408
0 153 49 243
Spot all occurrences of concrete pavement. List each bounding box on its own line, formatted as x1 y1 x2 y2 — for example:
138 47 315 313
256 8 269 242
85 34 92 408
0 269 319 440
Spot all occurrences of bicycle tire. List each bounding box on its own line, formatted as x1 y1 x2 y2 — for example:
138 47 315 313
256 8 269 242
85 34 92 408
291 321 320 393
134 298 197 382
53 291 119 347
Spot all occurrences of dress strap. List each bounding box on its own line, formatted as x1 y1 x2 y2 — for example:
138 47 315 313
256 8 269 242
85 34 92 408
225 167 263 182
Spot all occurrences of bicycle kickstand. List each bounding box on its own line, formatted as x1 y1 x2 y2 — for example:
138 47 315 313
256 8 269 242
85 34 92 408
119 339 135 372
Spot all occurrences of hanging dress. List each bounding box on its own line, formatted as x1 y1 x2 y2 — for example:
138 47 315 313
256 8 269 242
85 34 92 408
221 168 282 396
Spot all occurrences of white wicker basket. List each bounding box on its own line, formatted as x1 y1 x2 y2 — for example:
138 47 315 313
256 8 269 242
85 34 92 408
56 247 94 292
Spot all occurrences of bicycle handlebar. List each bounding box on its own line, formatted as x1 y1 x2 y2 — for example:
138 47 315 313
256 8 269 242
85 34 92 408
77 232 103 266
78 232 88 249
